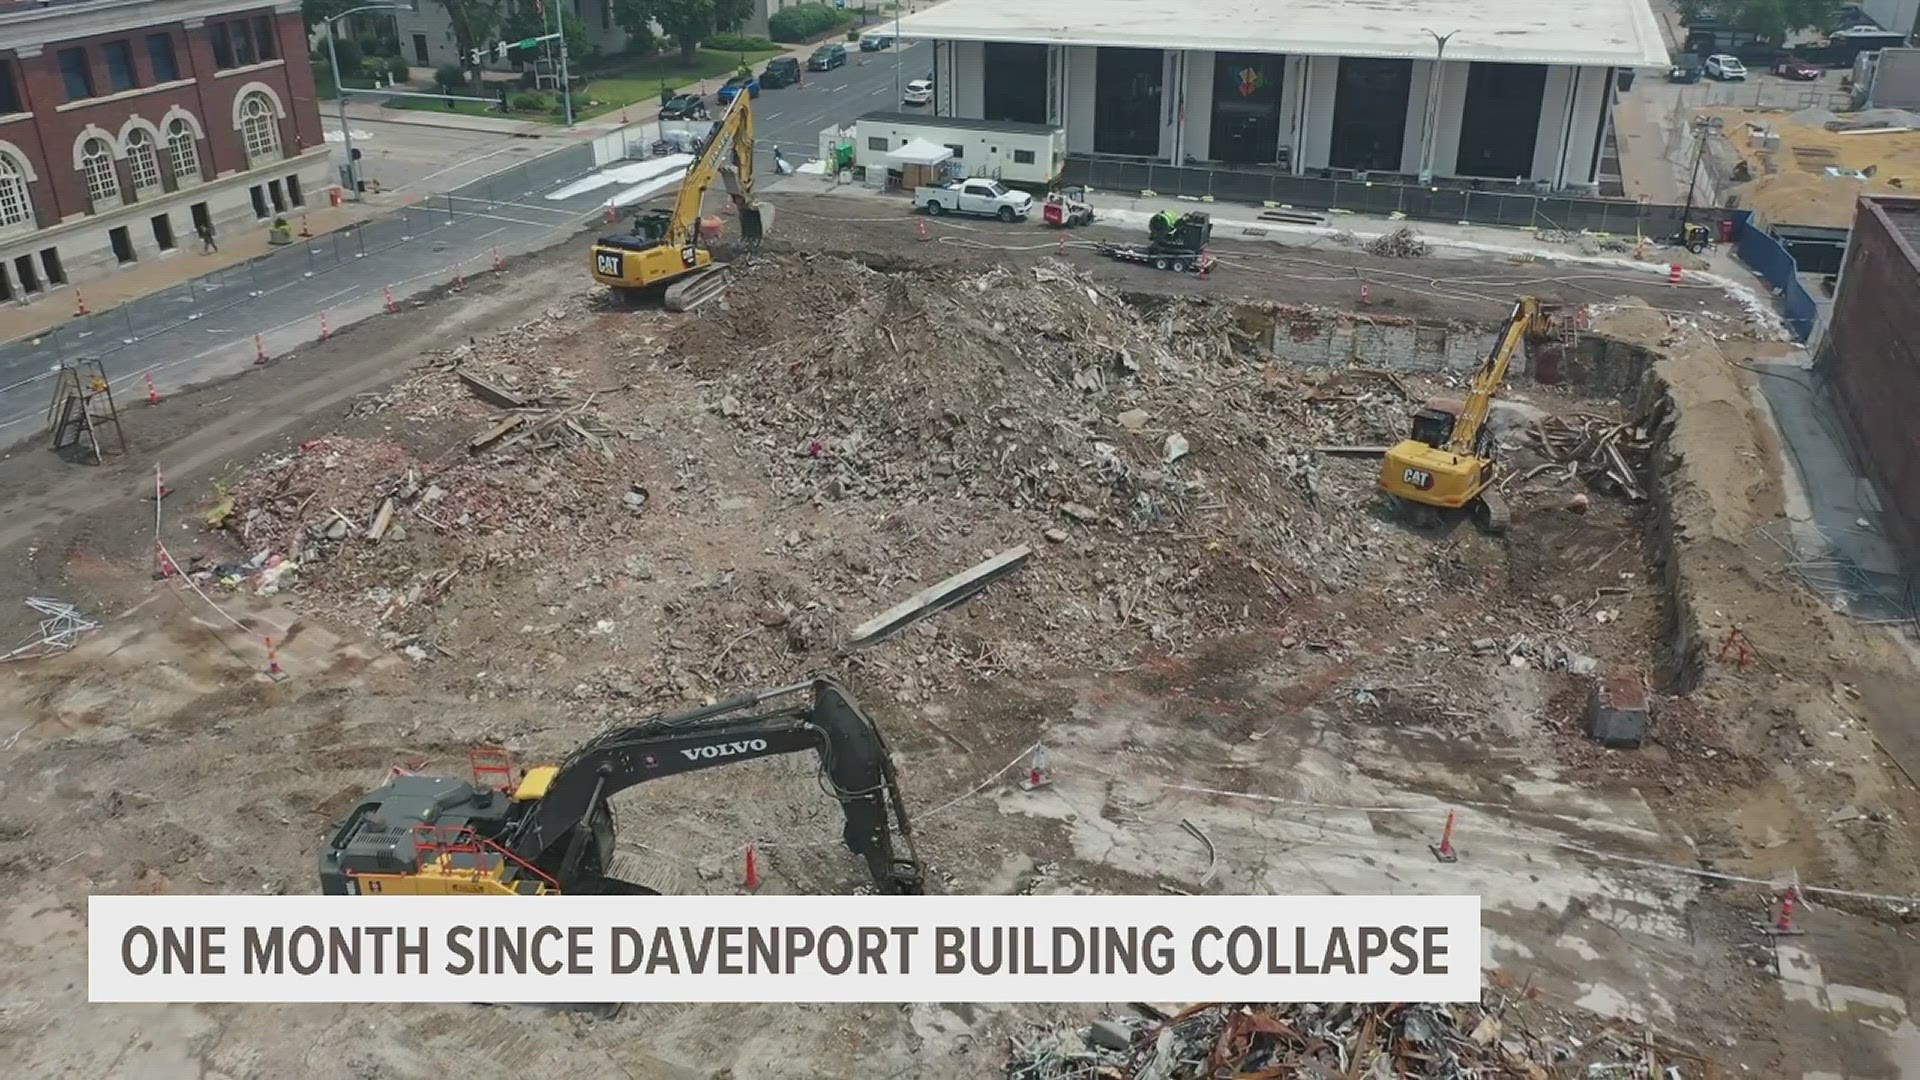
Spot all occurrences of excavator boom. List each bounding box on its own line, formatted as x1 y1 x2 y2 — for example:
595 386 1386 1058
318 676 924 898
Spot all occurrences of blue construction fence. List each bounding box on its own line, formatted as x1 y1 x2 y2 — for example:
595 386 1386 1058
1733 209 1819 342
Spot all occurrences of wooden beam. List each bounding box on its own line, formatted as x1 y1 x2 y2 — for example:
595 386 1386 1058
841 545 1032 655
458 371 528 410
468 415 525 453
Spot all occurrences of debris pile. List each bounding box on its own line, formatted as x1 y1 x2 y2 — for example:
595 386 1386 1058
1526 413 1655 501
1007 1000 1719 1079
1364 226 1433 259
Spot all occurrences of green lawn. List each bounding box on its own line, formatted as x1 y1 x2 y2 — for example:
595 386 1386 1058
381 47 780 123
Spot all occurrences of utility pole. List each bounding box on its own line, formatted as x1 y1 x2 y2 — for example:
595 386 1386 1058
553 0 574 127
1680 115 1722 230
1417 28 1460 186
327 4 410 202
893 5 902 107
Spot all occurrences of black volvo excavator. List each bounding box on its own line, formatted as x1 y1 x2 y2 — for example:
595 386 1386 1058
318 676 925 896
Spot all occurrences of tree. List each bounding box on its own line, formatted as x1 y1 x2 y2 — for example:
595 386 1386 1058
610 0 658 54
503 5 594 62
430 0 507 92
301 0 357 32
1709 0 1845 42
651 0 717 60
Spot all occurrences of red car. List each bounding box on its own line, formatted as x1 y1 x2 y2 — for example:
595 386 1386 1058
1774 57 1823 80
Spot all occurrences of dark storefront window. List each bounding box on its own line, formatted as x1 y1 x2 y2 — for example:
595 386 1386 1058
1094 47 1163 157
983 42 1047 124
1456 62 1548 180
1210 52 1283 164
58 47 94 102
0 59 22 114
104 41 139 92
148 33 180 82
1329 57 1411 172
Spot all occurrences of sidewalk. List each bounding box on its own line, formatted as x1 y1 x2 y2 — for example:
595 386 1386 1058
0 202 379 344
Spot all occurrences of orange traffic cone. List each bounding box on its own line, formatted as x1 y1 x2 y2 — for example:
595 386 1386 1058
1361 281 1372 304
155 468 172 499
74 290 90 317
744 844 761 891
1430 810 1459 863
492 246 505 273
917 218 929 242
299 215 312 238
384 284 398 313
254 333 268 364
318 312 331 341
155 542 177 579
145 373 161 406
1772 885 1805 935
265 636 285 679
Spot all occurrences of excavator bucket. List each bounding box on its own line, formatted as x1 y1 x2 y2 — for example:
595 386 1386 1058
740 202 772 243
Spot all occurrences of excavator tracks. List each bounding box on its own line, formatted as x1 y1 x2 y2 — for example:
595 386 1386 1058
663 264 732 312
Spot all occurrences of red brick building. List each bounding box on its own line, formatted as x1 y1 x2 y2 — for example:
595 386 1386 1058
0 0 331 303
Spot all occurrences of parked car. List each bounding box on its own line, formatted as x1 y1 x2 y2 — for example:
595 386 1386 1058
1706 54 1747 80
762 56 802 88
718 71 760 104
1668 55 1704 83
808 43 847 71
1774 56 1823 80
659 94 710 120
902 78 933 106
913 179 1034 222
860 34 891 52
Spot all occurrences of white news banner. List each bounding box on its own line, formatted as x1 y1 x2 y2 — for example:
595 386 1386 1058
89 893 1481 1004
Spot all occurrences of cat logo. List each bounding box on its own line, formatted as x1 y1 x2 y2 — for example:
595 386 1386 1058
595 251 623 278
1402 468 1434 490
681 244 698 267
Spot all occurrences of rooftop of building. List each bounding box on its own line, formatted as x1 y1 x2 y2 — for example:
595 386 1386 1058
890 0 1671 70
1865 194 1920 255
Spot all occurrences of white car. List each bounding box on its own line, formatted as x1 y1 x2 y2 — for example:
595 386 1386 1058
1705 54 1747 80
903 79 933 106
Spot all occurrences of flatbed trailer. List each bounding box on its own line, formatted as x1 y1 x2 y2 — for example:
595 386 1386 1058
1096 243 1215 274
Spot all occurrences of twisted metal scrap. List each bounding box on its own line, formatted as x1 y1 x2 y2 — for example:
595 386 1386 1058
0 597 101 662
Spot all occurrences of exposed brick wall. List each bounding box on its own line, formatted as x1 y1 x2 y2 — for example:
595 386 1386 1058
0 8 321 226
1821 196 1920 560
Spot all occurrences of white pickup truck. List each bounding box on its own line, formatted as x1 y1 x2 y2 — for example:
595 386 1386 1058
912 179 1034 222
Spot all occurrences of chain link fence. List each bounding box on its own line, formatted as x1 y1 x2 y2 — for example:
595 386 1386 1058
1061 157 1716 238
0 142 599 382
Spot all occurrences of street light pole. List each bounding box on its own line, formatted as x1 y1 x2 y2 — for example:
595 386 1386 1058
327 3 409 202
893 6 902 107
1417 27 1460 186
553 0 574 127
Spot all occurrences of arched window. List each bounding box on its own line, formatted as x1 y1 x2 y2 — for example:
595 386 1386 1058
165 116 200 183
239 92 280 163
125 128 161 194
0 153 32 229
80 137 118 205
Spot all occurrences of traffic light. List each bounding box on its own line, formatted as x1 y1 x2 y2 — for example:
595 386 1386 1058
469 47 483 65
495 41 510 61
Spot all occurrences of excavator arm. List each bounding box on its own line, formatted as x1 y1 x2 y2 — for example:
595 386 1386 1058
507 676 921 895
1445 297 1542 457
663 91 766 250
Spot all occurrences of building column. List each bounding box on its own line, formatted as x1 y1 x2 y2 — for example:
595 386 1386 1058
1300 56 1338 172
1064 46 1095 155
1183 50 1214 163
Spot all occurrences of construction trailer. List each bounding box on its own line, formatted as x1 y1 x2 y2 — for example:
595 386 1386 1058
854 112 1066 190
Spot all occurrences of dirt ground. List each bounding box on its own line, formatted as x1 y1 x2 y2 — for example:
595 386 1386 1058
0 197 1915 1079
1701 105 1920 229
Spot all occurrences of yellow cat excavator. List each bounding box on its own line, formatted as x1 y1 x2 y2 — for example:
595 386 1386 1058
1378 297 1560 535
588 89 771 311
317 677 925 897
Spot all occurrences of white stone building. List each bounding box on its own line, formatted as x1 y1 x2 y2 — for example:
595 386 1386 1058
891 0 1669 192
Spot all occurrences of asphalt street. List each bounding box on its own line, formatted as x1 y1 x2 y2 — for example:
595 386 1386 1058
0 44 928 445
747 41 931 168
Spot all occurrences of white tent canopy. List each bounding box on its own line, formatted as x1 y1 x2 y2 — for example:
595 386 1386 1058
885 138 953 167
